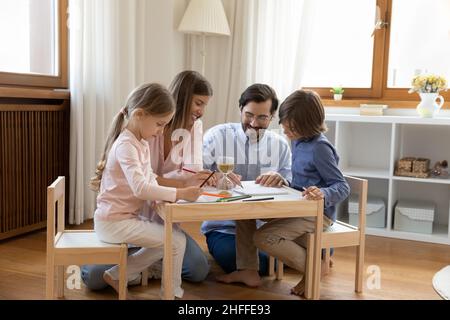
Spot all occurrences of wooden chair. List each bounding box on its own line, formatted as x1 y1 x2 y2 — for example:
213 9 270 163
270 175 368 300
46 176 128 300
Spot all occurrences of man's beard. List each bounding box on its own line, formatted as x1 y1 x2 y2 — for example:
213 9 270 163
243 124 266 142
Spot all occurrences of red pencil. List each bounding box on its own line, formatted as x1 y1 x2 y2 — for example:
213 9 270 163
182 167 197 174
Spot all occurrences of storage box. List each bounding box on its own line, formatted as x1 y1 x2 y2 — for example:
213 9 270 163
395 157 431 178
413 158 430 173
397 157 415 171
348 195 386 228
394 200 435 234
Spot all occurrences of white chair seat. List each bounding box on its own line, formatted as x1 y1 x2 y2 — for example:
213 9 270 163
55 231 121 249
326 221 357 234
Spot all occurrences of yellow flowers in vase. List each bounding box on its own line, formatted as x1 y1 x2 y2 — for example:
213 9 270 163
408 74 447 94
409 74 447 118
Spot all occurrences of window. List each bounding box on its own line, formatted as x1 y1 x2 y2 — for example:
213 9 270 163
301 0 377 89
0 0 68 88
257 0 450 102
387 0 450 88
303 0 450 100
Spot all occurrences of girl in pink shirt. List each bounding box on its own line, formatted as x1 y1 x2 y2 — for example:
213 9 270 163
90 83 202 299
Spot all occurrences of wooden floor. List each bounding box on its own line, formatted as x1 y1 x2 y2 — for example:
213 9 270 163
0 220 448 300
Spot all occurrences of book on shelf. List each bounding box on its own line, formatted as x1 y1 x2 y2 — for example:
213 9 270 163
359 104 388 116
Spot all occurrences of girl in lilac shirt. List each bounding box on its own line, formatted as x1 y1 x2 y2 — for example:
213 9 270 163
91 83 203 299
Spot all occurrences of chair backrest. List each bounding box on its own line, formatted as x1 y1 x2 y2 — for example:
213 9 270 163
47 176 66 252
344 175 368 232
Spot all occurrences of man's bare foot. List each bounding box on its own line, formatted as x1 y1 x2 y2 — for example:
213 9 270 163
291 260 331 297
291 278 305 296
216 269 262 287
103 272 135 300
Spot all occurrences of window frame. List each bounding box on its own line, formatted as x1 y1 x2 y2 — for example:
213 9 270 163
303 0 450 106
0 0 68 89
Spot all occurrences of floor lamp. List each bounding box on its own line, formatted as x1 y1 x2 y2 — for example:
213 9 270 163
178 0 231 75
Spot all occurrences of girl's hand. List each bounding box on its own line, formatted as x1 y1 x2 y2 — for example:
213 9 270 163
177 186 203 202
302 186 324 200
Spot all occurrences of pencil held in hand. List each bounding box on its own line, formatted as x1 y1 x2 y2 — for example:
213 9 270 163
200 170 216 188
302 186 324 200
228 172 243 188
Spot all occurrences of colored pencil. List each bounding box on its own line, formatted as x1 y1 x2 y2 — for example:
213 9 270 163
199 170 216 187
201 192 230 198
243 197 275 202
182 167 197 174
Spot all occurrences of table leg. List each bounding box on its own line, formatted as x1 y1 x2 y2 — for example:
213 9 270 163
313 200 324 300
163 207 174 300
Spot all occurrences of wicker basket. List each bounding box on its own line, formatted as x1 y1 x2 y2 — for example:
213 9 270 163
397 157 415 172
413 158 430 173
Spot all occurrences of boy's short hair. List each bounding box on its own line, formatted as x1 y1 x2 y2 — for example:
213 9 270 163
279 90 327 138
239 83 279 114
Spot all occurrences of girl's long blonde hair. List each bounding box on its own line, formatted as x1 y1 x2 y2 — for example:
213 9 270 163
89 83 175 192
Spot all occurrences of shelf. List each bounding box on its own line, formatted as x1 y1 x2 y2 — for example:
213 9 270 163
392 175 450 185
342 167 390 179
366 224 449 245
325 109 450 245
326 113 450 126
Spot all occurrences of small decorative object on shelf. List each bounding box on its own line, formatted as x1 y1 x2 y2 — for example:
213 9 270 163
408 74 447 118
359 104 388 116
431 160 449 178
395 157 430 178
330 86 344 100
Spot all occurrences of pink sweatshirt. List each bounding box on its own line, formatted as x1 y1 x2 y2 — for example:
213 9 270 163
142 120 204 223
95 129 177 221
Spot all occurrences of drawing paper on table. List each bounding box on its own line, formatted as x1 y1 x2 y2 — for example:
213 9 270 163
177 194 219 204
234 181 288 196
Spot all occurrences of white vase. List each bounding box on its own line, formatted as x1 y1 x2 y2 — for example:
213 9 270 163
333 94 343 101
416 93 444 118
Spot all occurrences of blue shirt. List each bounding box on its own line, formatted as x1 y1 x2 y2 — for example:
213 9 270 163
291 134 350 221
201 123 292 235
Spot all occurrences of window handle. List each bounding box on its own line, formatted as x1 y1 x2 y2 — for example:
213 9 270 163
371 5 388 37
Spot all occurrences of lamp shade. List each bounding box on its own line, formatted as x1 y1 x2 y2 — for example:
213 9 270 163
178 0 231 36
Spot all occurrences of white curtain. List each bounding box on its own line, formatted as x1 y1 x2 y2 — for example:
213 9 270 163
187 0 314 131
68 0 187 224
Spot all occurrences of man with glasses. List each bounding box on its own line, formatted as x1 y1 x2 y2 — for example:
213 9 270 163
201 84 292 285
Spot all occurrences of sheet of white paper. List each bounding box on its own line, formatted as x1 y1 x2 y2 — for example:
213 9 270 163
177 194 219 204
234 181 289 196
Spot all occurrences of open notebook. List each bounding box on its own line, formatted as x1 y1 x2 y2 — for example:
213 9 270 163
234 181 289 196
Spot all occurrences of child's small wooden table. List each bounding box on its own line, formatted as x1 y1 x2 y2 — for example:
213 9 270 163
156 185 324 300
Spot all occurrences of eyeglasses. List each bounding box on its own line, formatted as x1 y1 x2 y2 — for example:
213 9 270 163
243 112 272 123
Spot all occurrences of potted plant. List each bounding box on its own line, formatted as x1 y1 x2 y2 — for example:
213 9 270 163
330 87 344 100
408 74 447 118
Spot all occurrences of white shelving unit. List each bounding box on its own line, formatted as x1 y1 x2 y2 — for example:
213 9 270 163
325 110 450 245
